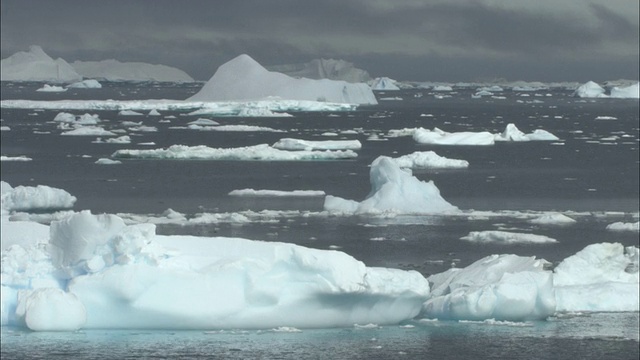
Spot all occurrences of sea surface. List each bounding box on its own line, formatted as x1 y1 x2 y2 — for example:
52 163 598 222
1 81 639 359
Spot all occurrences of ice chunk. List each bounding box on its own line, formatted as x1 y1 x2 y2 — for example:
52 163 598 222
553 243 639 312
229 189 326 197
36 84 67 92
16 288 86 331
413 127 496 146
188 54 377 105
423 254 555 321
273 138 362 151
460 231 558 244
371 77 400 90
324 156 458 214
67 79 102 89
610 83 639 99
605 221 640 232
495 123 559 141
529 213 576 225
573 81 607 98
391 151 469 169
1 182 76 213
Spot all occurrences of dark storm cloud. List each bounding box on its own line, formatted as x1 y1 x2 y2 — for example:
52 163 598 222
1 0 638 81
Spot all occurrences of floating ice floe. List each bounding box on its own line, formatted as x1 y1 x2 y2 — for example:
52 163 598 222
573 81 606 98
391 151 469 169
61 126 116 136
460 231 558 244
1 211 430 330
413 128 496 146
188 118 220 126
66 79 102 89
553 243 639 312
118 110 144 116
422 254 556 321
36 84 67 93
188 54 377 105
610 83 639 99
189 125 284 132
228 189 326 197
95 158 122 165
606 221 640 232
54 112 100 125
529 213 576 225
495 124 560 142
1 181 76 214
272 138 362 151
574 81 639 99
432 85 453 91
93 136 131 144
324 156 459 214
0 156 33 162
112 144 358 161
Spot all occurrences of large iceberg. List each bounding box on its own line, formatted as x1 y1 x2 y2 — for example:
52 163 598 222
324 156 459 214
1 211 430 330
267 58 371 83
1 45 82 83
370 77 400 91
573 81 640 99
610 83 640 99
187 54 377 105
72 59 194 82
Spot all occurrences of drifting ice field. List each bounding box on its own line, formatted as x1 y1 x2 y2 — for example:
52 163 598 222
1 82 639 359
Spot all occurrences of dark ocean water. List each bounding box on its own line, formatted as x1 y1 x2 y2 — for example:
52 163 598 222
1 82 639 359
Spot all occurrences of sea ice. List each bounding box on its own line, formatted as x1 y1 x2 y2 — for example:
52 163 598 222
573 81 607 98
605 221 640 232
391 151 469 169
413 127 496 146
61 126 116 136
529 213 576 225
228 189 326 197
112 144 358 161
460 231 558 244
188 54 377 105
272 138 362 151
324 156 459 214
36 84 67 93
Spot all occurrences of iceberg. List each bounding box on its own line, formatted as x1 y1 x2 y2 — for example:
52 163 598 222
422 254 556 321
529 213 576 225
0 45 82 83
66 79 102 89
553 243 639 312
413 128 496 146
460 231 558 244
36 84 67 92
187 54 377 105
1 211 430 330
495 123 560 142
606 222 640 232
228 189 326 197
267 58 371 83
272 138 362 151
573 81 607 98
610 83 640 99
370 77 400 91
112 144 358 161
391 151 469 169
71 59 194 82
324 156 458 214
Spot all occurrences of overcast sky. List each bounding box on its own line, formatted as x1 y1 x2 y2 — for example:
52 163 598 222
1 0 638 82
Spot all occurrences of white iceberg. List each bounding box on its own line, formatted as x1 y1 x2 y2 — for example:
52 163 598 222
1 156 32 162
610 83 640 99
272 138 362 151
370 77 400 91
228 189 326 197
391 151 469 169
1 181 76 213
605 221 640 232
1 211 430 330
573 81 607 98
188 54 377 105
66 79 102 89
61 126 116 136
495 123 560 142
0 45 82 83
553 243 639 312
422 254 556 321
529 213 576 225
460 231 558 244
112 144 358 161
432 85 453 91
324 156 458 214
71 59 194 82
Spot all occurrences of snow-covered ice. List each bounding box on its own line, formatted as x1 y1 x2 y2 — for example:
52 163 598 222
71 59 194 82
188 54 377 105
391 151 469 169
112 144 358 161
61 126 116 136
529 213 577 225
1 181 76 214
324 156 459 214
413 128 496 146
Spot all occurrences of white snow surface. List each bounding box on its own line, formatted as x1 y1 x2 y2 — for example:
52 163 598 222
188 54 377 105
1 46 82 83
272 138 362 151
71 59 194 82
553 243 639 312
423 254 556 321
1 211 430 330
324 156 459 214
460 231 558 244
112 144 358 161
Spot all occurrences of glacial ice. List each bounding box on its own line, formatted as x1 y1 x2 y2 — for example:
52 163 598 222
0 45 82 83
610 83 640 99
71 59 194 82
188 54 377 105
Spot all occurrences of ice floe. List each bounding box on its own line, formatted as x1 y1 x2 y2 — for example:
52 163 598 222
112 144 358 161
66 79 102 89
228 189 326 197
529 213 577 225
391 151 469 169
606 222 640 232
460 231 558 244
36 84 67 93
272 138 362 151
1 181 77 214
371 77 400 91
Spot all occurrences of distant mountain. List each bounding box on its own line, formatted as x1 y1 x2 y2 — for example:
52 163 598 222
1 45 82 82
267 58 371 83
188 54 377 105
71 59 194 82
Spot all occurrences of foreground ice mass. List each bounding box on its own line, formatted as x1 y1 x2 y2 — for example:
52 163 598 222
324 156 459 214
1 211 430 330
188 54 377 105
